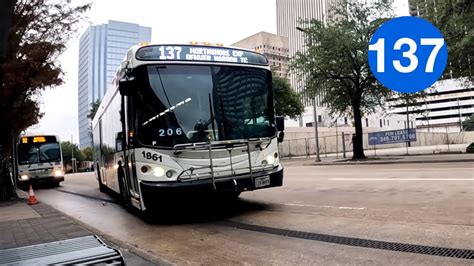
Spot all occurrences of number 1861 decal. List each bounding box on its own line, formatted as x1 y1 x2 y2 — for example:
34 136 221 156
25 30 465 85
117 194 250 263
142 151 163 162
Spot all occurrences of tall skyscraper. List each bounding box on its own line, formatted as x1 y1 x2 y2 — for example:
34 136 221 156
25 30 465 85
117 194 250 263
276 0 340 106
78 20 151 148
231 31 289 78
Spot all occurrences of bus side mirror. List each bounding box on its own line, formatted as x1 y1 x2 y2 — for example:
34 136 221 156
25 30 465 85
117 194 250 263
277 132 285 143
119 76 136 96
276 116 285 131
275 117 284 143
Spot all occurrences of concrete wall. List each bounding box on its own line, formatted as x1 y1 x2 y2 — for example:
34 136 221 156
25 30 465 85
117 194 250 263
278 127 474 157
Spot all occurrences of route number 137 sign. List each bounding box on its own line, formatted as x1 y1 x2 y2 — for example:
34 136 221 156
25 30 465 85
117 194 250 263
368 16 448 93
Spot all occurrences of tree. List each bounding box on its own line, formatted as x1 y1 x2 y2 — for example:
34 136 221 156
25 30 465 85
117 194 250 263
87 99 101 119
81 147 93 161
61 141 84 163
0 1 90 201
411 0 473 82
292 1 393 159
463 115 474 131
272 75 304 119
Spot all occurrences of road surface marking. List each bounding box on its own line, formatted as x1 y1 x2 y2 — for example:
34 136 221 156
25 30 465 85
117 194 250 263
329 178 474 181
281 202 366 210
383 168 474 171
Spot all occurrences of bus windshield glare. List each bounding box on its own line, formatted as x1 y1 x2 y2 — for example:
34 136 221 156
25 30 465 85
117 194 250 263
135 65 275 147
18 142 61 165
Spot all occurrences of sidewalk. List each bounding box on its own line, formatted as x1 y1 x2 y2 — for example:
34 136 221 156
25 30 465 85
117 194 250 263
0 192 156 265
281 152 474 166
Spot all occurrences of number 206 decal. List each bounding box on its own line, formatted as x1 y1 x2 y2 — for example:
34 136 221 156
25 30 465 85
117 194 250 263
158 128 183 137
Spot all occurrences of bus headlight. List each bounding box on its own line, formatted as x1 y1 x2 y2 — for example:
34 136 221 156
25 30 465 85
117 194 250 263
54 170 63 177
20 174 29 181
153 167 165 177
266 155 276 165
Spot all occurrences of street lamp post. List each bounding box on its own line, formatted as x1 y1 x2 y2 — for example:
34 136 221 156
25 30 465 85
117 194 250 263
297 26 321 162
71 135 75 173
312 98 321 162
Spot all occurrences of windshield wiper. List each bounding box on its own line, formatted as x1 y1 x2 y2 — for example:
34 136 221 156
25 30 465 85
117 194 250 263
208 93 217 140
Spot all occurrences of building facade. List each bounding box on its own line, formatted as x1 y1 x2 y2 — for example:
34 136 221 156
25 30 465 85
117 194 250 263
78 20 151 148
231 31 289 78
276 0 340 106
389 79 474 132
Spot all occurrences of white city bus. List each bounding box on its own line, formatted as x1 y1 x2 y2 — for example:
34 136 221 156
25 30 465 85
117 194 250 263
16 135 64 187
92 43 285 211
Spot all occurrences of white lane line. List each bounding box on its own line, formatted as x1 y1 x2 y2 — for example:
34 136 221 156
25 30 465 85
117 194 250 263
328 178 474 181
383 168 474 171
280 202 366 210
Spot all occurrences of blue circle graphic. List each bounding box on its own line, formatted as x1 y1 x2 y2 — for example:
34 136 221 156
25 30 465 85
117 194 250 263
368 16 448 93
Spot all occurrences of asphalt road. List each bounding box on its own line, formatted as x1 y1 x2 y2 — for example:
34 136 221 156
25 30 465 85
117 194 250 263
34 162 474 264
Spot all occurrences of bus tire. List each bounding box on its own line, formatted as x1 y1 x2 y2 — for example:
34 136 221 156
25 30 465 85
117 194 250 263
228 191 241 199
99 181 106 192
98 172 106 192
216 191 241 201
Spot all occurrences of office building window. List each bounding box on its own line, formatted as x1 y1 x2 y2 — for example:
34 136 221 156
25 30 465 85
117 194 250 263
380 119 383 128
318 115 322 123
365 118 369 127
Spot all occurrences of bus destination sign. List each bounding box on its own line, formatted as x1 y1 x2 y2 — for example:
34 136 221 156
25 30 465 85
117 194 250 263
136 45 268 66
20 136 57 144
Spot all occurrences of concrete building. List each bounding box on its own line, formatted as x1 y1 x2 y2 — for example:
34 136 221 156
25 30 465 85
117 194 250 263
276 0 423 131
231 31 289 78
78 20 151 148
276 0 340 105
288 105 413 131
389 79 474 132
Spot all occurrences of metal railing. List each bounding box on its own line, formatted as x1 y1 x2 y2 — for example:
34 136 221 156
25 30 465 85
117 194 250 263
173 138 275 189
278 130 473 158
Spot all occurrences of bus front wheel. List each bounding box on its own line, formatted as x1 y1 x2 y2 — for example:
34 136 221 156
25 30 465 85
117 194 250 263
98 172 106 192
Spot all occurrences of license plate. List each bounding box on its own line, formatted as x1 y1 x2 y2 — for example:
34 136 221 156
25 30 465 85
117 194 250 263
255 176 270 188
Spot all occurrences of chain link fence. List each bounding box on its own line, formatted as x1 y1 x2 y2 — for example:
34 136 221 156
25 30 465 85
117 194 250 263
278 130 474 158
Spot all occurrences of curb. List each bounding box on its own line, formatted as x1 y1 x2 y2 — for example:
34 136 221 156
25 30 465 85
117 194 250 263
16 189 173 266
305 158 474 166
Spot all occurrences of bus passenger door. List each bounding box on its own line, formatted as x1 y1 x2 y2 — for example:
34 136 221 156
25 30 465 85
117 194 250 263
123 95 141 207
98 120 107 187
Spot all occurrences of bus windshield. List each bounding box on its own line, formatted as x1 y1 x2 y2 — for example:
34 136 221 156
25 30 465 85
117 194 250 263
134 65 275 147
18 143 61 165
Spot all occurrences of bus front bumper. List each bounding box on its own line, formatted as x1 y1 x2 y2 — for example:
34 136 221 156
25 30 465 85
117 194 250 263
140 165 283 201
18 172 64 184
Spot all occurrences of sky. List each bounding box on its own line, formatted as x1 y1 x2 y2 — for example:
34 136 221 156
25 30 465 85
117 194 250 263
28 0 408 145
